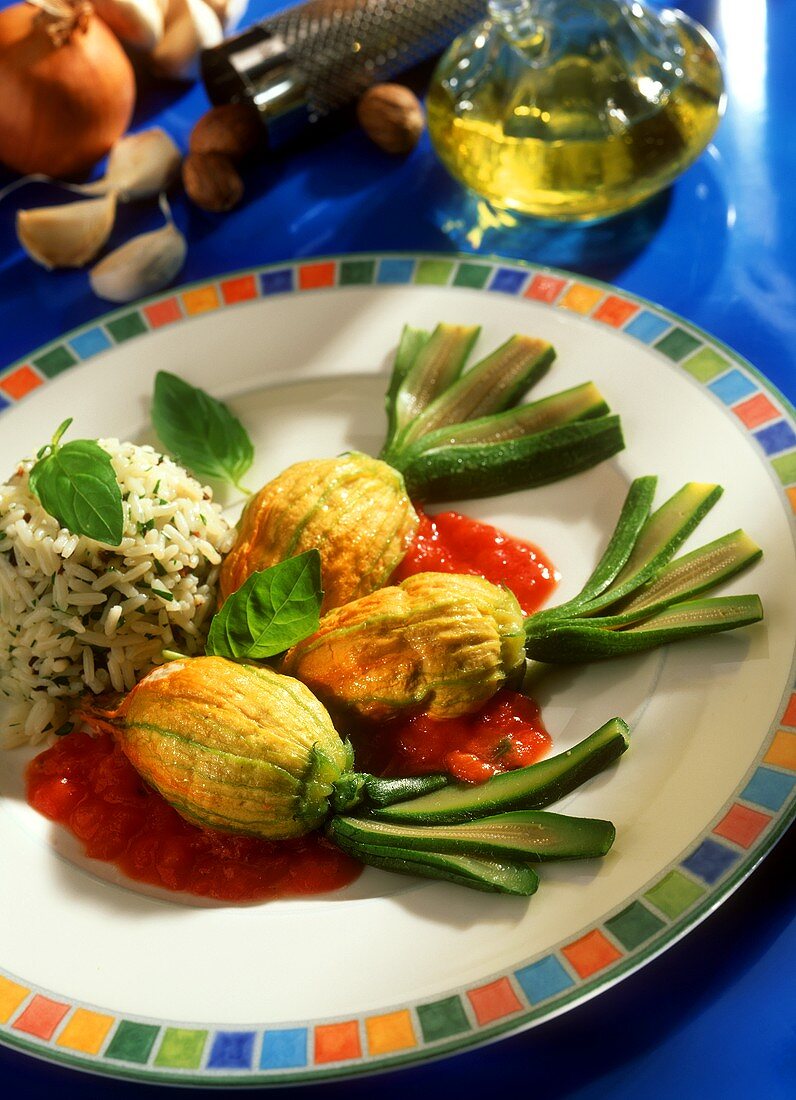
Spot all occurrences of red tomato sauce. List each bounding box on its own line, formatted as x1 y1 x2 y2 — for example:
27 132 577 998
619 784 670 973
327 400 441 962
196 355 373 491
353 689 552 785
394 508 559 614
26 731 361 902
24 508 557 901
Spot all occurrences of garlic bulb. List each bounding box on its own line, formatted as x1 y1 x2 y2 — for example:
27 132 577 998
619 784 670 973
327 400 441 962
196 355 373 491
89 196 186 302
81 129 182 201
151 0 223 81
17 194 117 269
92 0 165 49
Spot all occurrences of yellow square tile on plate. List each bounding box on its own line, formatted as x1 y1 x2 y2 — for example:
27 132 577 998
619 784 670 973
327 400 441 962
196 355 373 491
56 1008 114 1054
764 730 796 771
181 285 221 315
0 976 29 1023
365 1010 417 1055
559 284 603 314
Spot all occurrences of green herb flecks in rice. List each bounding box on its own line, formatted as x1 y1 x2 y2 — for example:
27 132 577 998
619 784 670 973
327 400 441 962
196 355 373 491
0 440 235 746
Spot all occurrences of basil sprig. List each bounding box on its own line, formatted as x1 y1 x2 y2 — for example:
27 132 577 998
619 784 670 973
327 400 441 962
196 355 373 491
152 371 254 491
206 550 323 660
28 419 124 546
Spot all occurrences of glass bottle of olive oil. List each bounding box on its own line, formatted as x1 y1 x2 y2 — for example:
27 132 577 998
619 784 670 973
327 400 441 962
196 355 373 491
427 0 725 221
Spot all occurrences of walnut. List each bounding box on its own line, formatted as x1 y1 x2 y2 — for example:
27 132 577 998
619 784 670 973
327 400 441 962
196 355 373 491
356 83 426 155
189 103 262 161
182 152 244 213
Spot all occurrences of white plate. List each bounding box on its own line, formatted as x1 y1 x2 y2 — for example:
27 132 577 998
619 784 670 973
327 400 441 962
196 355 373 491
0 254 794 1086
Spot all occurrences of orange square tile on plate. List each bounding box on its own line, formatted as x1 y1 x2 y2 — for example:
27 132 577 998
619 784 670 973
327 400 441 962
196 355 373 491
764 730 796 771
559 284 604 315
782 694 796 728
525 274 566 302
467 977 523 1025
143 298 182 328
562 930 622 979
733 392 780 429
299 262 336 290
13 994 69 1040
182 286 221 315
593 295 639 328
0 365 43 400
713 804 772 848
221 275 258 304
0 976 29 1023
365 1010 416 1056
57 1009 115 1054
313 1021 361 1064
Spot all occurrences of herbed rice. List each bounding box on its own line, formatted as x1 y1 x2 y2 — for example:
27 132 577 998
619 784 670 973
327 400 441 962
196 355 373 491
0 440 235 747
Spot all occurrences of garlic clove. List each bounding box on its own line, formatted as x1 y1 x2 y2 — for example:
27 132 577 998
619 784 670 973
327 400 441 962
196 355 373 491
81 129 182 201
17 194 118 270
89 217 187 302
203 0 248 30
92 0 165 49
150 0 223 82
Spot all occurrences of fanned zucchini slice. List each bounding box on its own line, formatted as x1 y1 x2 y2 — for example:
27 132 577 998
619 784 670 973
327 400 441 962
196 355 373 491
402 416 625 502
328 810 616 862
371 718 629 825
328 834 541 895
398 334 555 449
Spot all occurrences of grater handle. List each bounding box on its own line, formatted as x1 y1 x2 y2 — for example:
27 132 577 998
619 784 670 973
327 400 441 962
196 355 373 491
201 0 485 147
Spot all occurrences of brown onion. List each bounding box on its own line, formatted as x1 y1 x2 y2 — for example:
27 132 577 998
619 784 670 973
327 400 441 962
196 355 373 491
0 0 136 178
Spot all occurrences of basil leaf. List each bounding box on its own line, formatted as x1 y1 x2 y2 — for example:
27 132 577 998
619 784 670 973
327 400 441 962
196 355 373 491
206 550 323 660
152 372 254 489
29 439 124 546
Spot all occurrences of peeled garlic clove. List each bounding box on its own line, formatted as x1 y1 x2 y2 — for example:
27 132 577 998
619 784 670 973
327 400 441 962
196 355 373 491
81 129 182 201
92 0 165 48
150 0 223 81
203 0 248 30
89 220 187 303
17 194 117 270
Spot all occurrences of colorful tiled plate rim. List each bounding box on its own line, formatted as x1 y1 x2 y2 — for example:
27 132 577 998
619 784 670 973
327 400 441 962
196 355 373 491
0 252 794 1086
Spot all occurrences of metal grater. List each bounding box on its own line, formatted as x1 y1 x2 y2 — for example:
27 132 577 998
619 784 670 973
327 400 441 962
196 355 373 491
201 0 484 147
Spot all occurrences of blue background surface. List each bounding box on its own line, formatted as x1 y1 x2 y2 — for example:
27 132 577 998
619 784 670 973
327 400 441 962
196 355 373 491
0 0 794 1096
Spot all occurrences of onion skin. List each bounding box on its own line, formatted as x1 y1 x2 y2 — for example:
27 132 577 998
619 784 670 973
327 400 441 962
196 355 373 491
0 3 136 178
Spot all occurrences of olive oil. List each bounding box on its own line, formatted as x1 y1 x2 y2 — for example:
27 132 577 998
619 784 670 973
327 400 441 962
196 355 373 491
427 2 724 221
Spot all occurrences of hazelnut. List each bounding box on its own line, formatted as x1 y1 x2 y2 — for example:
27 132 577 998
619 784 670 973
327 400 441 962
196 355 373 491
182 152 244 213
356 84 425 155
189 104 262 161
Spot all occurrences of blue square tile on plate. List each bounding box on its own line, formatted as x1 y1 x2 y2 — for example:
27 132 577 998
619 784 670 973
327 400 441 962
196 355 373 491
260 1029 308 1070
754 421 796 455
682 839 739 884
514 956 574 1005
207 1030 256 1070
376 258 415 283
742 767 796 812
489 267 527 294
260 268 294 296
624 310 670 343
708 369 757 405
68 327 113 360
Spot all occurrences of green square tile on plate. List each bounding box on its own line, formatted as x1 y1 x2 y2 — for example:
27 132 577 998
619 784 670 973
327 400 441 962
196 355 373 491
644 870 705 919
680 345 729 382
33 346 76 379
106 313 148 343
104 1021 160 1064
154 1027 208 1069
338 260 376 285
415 260 454 285
416 996 471 1043
772 451 796 485
655 327 702 362
453 263 491 289
605 901 666 950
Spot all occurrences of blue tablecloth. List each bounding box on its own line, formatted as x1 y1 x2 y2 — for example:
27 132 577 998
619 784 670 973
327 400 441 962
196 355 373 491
1 1 794 1096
